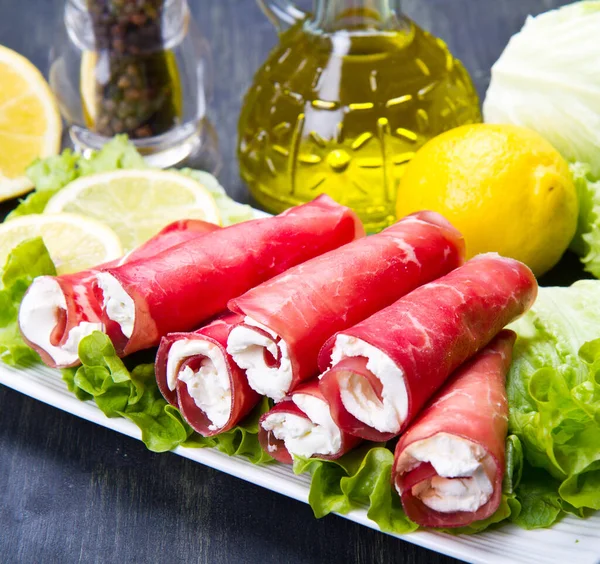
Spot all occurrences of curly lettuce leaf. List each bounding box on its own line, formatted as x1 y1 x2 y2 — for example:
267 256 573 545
8 136 143 220
25 150 81 193
511 466 563 529
504 434 524 495
65 331 191 452
77 135 146 175
291 424 581 535
0 238 56 366
8 137 250 228
183 397 273 464
569 163 600 277
508 280 600 514
293 445 418 534
66 331 270 460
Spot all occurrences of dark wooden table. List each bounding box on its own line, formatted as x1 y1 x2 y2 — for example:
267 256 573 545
0 1 577 563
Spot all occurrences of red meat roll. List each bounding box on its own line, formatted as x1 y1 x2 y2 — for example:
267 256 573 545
19 219 220 368
392 330 515 528
226 211 465 402
258 380 362 463
318 253 537 442
155 312 260 435
95 195 363 357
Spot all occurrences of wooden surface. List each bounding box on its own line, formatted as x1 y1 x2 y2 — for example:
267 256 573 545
0 1 576 563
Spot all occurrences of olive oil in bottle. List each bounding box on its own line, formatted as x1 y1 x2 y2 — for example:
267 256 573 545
239 1 481 231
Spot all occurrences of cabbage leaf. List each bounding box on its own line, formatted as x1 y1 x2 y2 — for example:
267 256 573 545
484 1 600 276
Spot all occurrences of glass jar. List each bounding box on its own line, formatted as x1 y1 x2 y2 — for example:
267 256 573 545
50 0 219 170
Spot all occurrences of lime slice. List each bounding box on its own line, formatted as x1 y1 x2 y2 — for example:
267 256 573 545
0 45 62 201
44 169 221 252
0 213 122 274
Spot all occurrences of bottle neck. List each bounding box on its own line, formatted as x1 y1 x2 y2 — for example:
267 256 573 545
312 0 403 32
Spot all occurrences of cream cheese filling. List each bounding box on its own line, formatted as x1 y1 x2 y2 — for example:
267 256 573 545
396 433 494 513
329 335 408 434
167 339 232 430
19 276 103 366
261 393 342 457
95 273 135 338
227 316 292 402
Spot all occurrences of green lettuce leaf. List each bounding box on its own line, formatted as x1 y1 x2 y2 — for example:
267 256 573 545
8 136 143 220
0 238 56 366
569 163 600 277
77 135 146 175
293 445 418 534
26 150 81 192
66 331 191 452
8 137 252 228
504 434 524 495
508 280 600 516
182 397 273 464
511 466 563 529
66 331 271 460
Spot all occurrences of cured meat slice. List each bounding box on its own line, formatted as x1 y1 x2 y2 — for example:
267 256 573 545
227 211 465 401
392 331 514 528
96 195 362 357
124 219 220 264
19 219 220 368
319 254 537 441
156 313 260 435
258 379 362 463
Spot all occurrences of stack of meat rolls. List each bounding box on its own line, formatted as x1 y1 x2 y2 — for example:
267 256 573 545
20 195 362 368
157 211 465 437
19 218 220 368
259 253 536 528
20 193 539 529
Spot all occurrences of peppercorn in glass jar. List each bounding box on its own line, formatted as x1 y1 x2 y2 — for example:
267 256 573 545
50 0 218 169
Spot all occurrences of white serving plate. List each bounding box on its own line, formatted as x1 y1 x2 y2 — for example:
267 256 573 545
2 361 599 564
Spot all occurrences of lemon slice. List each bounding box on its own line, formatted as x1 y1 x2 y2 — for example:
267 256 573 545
0 45 62 201
0 213 122 274
44 169 221 252
80 50 98 127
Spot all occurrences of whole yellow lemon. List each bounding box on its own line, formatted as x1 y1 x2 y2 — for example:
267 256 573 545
396 124 578 276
